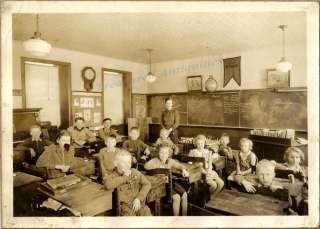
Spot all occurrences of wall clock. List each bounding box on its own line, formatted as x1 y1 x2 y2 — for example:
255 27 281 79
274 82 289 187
81 66 96 91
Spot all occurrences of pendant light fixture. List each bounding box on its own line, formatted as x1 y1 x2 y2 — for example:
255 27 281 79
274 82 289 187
23 14 52 57
276 25 292 73
145 49 157 83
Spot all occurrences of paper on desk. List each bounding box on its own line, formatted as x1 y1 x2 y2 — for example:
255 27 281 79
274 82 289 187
60 206 82 216
40 198 63 211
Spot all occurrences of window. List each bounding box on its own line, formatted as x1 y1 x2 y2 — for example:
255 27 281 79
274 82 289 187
103 71 124 125
25 62 61 126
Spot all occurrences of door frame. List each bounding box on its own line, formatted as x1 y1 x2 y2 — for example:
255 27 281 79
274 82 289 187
21 57 72 128
101 68 132 129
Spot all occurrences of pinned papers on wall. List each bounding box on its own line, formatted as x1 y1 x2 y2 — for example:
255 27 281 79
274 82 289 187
83 109 91 121
72 91 102 128
93 112 101 124
96 98 101 107
80 97 88 108
73 98 80 107
87 98 95 108
75 112 83 118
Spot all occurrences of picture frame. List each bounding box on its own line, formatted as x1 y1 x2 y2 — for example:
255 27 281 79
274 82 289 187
267 69 290 88
187 75 203 92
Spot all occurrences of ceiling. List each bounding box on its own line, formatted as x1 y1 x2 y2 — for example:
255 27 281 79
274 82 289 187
13 12 306 63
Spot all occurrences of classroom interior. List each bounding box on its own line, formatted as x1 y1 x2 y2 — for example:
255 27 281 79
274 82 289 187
11 11 310 217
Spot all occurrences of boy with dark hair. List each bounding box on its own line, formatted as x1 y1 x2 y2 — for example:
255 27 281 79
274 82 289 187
98 118 121 142
16 125 53 164
67 117 96 148
36 130 85 178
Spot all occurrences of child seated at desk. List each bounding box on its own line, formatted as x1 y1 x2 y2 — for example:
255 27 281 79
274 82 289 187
36 130 86 179
218 133 236 176
228 138 257 181
144 145 189 216
16 124 53 164
98 118 121 142
274 147 307 177
67 117 96 148
233 159 285 193
155 128 179 157
103 150 152 216
98 134 121 175
123 127 150 164
189 135 224 200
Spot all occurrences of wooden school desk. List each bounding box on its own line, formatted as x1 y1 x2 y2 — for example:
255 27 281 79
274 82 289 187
37 177 113 216
14 172 44 216
145 175 167 216
206 189 289 215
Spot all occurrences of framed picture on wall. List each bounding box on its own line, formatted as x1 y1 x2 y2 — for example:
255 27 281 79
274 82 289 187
267 69 290 88
187 75 202 92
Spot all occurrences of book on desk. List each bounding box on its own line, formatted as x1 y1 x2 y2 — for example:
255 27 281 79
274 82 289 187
40 174 90 195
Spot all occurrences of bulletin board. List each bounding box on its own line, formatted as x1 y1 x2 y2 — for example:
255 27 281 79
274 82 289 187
71 91 103 128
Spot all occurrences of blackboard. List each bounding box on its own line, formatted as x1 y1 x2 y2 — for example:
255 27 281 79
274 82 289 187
147 94 187 124
187 92 239 126
147 89 307 131
240 90 307 131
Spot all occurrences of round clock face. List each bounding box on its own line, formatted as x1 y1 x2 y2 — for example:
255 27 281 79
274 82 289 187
84 68 95 80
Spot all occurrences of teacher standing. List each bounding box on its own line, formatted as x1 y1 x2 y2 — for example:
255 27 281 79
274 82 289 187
160 97 180 144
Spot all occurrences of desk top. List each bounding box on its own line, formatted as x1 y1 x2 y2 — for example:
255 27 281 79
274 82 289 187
38 179 112 216
14 172 43 188
172 162 202 183
206 189 288 216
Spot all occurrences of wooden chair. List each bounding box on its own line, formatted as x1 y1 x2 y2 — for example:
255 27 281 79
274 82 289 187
145 168 173 216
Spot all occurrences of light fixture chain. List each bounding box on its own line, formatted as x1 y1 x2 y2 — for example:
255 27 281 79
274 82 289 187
36 14 39 34
282 26 285 59
149 49 152 72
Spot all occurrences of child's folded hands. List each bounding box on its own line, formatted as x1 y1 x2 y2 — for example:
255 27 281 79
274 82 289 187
182 169 189 177
242 180 256 193
132 198 141 212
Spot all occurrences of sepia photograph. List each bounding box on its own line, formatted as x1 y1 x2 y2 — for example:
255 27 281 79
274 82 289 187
1 0 319 228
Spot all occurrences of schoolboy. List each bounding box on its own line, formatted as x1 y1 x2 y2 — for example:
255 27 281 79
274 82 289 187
123 127 150 164
98 134 121 175
103 150 152 216
67 117 96 148
98 118 121 142
16 124 53 164
144 145 189 216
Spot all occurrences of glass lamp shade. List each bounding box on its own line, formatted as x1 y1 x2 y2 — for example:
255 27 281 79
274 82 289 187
145 72 156 83
276 58 292 73
23 37 52 57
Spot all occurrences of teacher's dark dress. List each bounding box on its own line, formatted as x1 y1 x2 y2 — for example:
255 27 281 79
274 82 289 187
160 109 180 143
